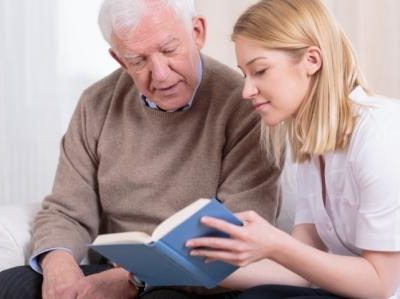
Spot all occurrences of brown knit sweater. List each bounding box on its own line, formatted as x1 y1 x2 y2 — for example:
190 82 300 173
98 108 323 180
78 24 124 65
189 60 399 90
32 55 281 272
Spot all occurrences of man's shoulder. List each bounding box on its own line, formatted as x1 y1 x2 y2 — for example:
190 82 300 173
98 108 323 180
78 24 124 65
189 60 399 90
76 68 136 117
70 68 137 136
199 55 251 112
200 55 243 102
82 68 133 103
202 55 243 86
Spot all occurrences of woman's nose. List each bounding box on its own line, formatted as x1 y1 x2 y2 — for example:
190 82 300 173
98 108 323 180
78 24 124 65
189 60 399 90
242 78 258 100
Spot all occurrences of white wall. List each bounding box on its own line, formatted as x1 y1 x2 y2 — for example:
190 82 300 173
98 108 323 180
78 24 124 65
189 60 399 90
0 0 117 205
1 0 399 205
0 0 61 205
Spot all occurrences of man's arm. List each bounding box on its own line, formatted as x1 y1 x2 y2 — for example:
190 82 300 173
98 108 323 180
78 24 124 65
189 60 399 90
31 91 104 298
29 248 73 273
40 250 84 299
39 250 138 299
32 91 103 263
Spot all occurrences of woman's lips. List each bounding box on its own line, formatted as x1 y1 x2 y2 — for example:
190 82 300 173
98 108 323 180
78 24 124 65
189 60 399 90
253 101 271 111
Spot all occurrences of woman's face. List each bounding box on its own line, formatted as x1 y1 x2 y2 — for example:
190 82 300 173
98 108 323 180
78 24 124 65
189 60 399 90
235 36 320 126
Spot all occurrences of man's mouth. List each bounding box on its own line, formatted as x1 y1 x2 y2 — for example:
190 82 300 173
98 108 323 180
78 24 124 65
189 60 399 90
155 82 180 92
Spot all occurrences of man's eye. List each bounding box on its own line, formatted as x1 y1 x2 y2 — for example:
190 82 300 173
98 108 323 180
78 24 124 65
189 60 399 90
133 60 145 66
162 48 176 55
129 59 145 68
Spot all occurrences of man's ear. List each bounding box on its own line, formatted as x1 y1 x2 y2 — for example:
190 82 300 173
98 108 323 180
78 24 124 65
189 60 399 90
304 46 322 76
109 49 127 69
191 16 206 50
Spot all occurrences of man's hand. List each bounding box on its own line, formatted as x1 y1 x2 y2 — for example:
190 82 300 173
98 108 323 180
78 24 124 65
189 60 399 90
41 250 138 299
41 250 84 299
72 267 138 299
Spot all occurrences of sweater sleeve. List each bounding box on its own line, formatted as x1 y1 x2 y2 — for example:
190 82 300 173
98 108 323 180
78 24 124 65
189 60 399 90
216 99 282 224
31 89 104 263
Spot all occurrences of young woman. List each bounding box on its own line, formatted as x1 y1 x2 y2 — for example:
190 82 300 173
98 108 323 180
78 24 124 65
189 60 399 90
186 0 400 298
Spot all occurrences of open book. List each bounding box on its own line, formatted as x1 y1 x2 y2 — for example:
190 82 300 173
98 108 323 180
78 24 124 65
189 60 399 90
90 198 241 288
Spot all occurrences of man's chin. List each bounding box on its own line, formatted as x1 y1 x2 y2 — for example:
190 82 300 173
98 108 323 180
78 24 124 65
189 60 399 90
153 96 191 111
157 102 189 111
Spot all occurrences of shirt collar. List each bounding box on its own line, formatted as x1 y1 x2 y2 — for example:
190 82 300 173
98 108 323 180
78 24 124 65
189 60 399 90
349 86 367 102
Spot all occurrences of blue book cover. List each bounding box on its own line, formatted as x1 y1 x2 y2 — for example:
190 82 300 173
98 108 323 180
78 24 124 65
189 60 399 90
90 198 241 288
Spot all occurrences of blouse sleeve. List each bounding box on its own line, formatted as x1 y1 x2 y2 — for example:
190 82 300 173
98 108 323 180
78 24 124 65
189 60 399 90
351 107 400 251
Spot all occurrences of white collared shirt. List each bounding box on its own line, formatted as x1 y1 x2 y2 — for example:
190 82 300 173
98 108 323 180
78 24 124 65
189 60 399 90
294 87 400 298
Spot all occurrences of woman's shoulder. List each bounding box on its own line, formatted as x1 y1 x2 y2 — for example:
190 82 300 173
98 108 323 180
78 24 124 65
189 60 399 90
351 87 400 122
348 88 400 157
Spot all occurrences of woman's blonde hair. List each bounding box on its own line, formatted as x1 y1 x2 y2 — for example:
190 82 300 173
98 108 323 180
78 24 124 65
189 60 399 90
232 0 368 165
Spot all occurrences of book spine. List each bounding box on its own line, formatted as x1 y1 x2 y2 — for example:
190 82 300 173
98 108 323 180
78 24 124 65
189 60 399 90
153 241 216 288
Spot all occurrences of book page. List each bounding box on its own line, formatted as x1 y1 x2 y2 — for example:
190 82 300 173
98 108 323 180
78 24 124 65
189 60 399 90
93 231 152 245
152 198 210 241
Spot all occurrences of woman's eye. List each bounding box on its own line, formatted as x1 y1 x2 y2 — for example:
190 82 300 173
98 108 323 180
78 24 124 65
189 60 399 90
254 69 267 76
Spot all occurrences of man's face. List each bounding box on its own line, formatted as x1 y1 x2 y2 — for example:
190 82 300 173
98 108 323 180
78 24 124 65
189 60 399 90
110 7 206 110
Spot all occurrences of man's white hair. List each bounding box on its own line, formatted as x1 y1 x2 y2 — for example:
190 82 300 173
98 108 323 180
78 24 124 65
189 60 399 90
98 0 196 45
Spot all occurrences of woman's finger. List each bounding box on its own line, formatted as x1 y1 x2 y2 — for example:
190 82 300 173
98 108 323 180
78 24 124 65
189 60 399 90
190 248 241 265
199 216 243 238
186 236 240 249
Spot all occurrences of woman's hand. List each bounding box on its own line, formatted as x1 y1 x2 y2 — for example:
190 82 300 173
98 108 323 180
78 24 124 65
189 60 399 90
186 210 290 267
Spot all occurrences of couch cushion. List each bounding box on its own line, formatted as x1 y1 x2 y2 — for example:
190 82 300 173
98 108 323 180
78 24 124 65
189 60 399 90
0 202 41 271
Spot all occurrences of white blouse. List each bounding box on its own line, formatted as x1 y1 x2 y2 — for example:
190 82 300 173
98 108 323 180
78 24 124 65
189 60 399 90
294 87 400 298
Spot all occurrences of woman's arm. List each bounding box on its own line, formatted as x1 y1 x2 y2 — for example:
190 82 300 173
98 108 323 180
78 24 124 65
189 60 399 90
274 231 400 299
220 223 325 290
187 213 400 298
220 258 308 290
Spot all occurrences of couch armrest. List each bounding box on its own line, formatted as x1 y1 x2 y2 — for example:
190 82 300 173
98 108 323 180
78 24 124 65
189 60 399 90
0 202 41 271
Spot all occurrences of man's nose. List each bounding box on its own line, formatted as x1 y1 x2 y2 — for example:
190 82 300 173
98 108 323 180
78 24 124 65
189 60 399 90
150 55 171 82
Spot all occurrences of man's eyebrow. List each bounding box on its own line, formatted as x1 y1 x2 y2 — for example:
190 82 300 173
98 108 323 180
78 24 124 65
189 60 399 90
160 37 179 48
245 56 268 66
123 53 141 60
122 38 179 60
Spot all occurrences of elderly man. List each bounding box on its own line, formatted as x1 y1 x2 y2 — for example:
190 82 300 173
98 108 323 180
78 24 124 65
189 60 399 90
0 0 281 298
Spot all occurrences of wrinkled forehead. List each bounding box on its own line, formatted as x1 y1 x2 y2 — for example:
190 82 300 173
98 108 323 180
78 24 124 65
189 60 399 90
114 7 189 45
114 2 189 40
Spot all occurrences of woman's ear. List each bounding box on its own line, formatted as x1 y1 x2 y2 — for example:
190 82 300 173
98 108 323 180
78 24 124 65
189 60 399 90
304 46 322 76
